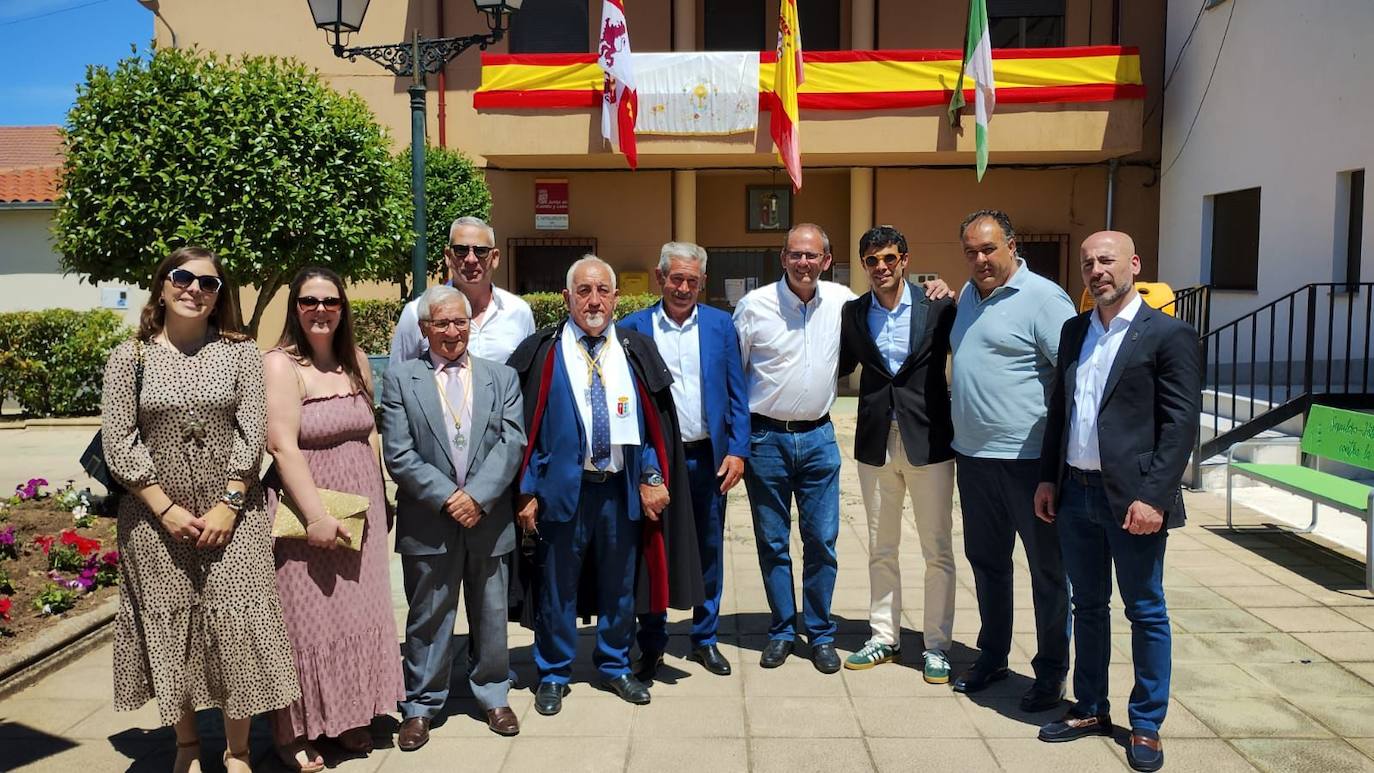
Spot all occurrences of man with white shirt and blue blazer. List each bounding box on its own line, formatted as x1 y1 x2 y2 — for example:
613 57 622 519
621 242 750 679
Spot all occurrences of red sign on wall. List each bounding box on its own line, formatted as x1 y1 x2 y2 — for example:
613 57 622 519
534 178 569 230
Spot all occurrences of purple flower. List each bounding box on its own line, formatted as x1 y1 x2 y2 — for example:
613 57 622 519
0 525 15 548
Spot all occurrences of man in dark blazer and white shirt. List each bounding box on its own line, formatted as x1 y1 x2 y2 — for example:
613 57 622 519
1032 231 1201 773
838 225 959 684
380 285 527 749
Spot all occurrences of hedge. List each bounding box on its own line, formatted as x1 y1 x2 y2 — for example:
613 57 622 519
0 309 129 417
353 293 662 353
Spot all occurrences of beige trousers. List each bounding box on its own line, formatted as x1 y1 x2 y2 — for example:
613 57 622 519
855 423 956 651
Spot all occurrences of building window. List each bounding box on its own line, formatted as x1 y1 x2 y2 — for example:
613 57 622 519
1208 187 1262 292
1018 233 1069 286
703 0 764 51
508 0 588 54
1339 169 1364 291
988 0 1065 48
798 0 842 51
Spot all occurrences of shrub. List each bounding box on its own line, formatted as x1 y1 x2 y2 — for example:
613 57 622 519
0 309 129 417
33 584 79 615
353 299 405 355
523 292 661 329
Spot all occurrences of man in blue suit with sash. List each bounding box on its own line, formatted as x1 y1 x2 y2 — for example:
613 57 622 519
508 255 703 716
622 242 750 678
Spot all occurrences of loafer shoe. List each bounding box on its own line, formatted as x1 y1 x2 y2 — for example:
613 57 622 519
1127 729 1164 772
760 638 794 668
396 716 430 752
1038 712 1113 743
485 706 520 736
690 644 732 676
811 643 841 674
1020 681 1067 712
534 681 569 716
602 673 651 705
951 665 1010 693
844 640 900 671
635 650 665 681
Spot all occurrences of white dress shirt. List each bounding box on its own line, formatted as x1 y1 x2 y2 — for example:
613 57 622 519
389 285 536 367
733 279 857 421
1067 293 1144 470
560 321 641 472
653 305 707 442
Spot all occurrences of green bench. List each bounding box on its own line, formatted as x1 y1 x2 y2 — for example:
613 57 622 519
1226 404 1374 591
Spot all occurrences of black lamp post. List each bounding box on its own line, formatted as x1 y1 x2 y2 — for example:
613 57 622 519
307 0 522 299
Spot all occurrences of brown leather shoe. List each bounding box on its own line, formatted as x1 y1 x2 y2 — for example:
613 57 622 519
485 706 520 736
396 716 431 752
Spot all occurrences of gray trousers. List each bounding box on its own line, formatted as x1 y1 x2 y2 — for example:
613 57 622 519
399 549 511 718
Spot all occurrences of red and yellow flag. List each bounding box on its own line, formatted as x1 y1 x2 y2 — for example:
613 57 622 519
772 0 803 191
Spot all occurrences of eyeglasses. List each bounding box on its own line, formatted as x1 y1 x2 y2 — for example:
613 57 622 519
448 244 493 260
167 268 223 294
296 296 343 311
425 318 470 331
862 253 904 268
784 250 824 262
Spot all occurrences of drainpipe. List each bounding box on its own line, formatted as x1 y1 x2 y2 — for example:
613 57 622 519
436 0 448 147
1105 157 1119 230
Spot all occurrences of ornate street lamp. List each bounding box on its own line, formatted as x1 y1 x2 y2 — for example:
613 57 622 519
307 0 523 298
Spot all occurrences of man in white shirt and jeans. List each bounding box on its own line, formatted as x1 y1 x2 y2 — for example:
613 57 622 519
390 216 536 366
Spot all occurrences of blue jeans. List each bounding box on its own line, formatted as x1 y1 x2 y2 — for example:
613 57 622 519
533 477 641 683
1057 475 1171 732
638 442 728 651
743 421 841 645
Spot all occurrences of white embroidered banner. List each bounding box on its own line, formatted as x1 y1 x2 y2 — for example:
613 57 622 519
632 52 760 136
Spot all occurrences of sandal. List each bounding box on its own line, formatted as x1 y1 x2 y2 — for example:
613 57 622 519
337 726 374 754
223 746 253 773
274 739 324 773
173 739 201 773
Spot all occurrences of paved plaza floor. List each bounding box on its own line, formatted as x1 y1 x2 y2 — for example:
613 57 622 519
1 410 1373 772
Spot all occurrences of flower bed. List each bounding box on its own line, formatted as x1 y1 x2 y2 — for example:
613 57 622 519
0 479 120 649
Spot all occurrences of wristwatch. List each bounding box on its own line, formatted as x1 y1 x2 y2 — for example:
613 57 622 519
642 470 664 487
220 490 245 512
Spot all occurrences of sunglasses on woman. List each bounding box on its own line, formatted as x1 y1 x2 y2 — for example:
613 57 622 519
167 268 224 294
297 296 343 311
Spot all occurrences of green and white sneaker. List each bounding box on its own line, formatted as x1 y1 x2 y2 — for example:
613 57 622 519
844 640 900 670
922 649 951 684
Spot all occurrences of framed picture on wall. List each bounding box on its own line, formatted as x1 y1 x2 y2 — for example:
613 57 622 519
746 185 792 232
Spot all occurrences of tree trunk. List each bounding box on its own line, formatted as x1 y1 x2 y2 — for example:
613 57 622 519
245 269 284 339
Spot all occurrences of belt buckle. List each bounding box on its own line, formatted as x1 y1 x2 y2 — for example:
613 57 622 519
783 419 798 432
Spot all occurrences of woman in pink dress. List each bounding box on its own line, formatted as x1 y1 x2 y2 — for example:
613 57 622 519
264 267 404 771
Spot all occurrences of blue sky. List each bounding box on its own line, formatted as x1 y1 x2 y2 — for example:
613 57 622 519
0 0 151 127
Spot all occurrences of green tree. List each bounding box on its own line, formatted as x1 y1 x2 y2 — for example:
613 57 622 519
55 46 410 335
370 144 492 299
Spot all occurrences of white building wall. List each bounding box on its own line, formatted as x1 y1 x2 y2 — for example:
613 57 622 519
0 207 146 327
1158 0 1374 391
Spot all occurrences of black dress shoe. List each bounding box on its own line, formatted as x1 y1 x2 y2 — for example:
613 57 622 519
1038 711 1113 743
760 639 794 668
602 673 651 705
951 665 1010 693
534 681 569 716
635 650 665 681
1020 681 1067 712
1126 729 1164 772
690 644 732 676
811 643 841 674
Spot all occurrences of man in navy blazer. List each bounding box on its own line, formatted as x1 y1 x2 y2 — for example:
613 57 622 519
621 241 750 678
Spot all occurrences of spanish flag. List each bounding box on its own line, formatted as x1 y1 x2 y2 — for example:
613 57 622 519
772 0 803 191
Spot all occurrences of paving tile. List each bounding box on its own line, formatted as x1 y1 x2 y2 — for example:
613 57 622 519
1333 605 1374 629
1157 698 1221 738
629 696 745 738
1213 585 1319 608
626 738 747 773
1171 664 1280 696
1279 695 1374 738
1169 633 1231 663
1233 739 1374 773
1195 633 1327 663
1170 608 1277 633
1247 606 1370 633
1345 662 1374 687
0 697 105 738
1165 586 1240 609
59 699 168 740
4 736 165 773
1176 695 1332 738
1240 662 1374 699
501 736 628 773
1352 738 1374 762
850 697 980 738
984 737 1129 772
744 697 861 738
1292 632 1374 662
373 737 509 772
867 738 1001 773
748 738 873 773
739 653 849 697
1155 738 1261 772
518 693 634 737
957 696 1064 739
840 662 948 697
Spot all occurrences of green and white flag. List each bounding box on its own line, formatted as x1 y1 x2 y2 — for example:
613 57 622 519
947 0 996 181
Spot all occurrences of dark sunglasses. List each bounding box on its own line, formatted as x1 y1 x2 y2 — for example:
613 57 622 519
167 268 223 293
297 296 343 311
449 244 493 260
862 253 904 268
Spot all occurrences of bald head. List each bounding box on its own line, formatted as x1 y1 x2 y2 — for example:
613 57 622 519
1080 229 1141 312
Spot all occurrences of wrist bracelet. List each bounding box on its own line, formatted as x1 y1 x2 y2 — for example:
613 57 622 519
157 502 175 518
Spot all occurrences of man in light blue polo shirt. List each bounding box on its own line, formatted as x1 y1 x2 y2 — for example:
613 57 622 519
949 209 1076 714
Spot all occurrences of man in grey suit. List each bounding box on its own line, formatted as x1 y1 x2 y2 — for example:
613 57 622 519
380 284 526 750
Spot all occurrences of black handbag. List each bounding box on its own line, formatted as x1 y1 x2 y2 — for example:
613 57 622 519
80 340 143 511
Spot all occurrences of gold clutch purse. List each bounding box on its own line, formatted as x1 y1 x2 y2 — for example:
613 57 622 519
271 489 370 551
